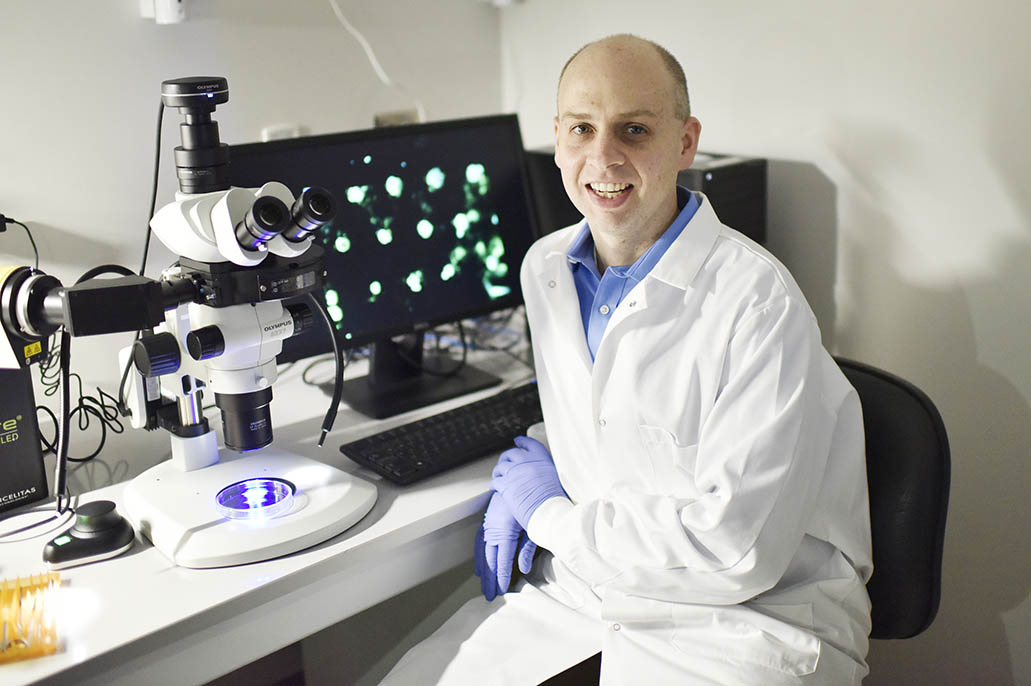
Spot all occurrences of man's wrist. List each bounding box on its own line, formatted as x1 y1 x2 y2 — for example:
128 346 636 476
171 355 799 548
526 496 574 553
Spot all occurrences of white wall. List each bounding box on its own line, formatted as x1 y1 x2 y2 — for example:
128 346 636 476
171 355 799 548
500 1 1031 683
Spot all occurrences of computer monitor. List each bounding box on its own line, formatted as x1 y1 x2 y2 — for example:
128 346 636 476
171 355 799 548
228 114 539 418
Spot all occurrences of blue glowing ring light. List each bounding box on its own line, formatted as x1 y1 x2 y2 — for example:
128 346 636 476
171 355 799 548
215 478 296 521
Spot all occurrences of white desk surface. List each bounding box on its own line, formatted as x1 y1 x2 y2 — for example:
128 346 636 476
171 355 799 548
0 351 533 686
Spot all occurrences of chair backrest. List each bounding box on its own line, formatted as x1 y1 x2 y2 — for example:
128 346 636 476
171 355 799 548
835 358 951 639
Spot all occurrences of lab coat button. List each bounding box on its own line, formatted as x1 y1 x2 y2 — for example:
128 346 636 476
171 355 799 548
598 418 607 427
612 623 621 632
628 300 636 308
599 304 610 315
547 280 557 288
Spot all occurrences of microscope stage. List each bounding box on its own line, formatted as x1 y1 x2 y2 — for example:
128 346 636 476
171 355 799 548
122 449 377 568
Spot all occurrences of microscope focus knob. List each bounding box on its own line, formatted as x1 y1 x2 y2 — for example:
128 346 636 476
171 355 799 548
186 325 226 361
133 332 181 377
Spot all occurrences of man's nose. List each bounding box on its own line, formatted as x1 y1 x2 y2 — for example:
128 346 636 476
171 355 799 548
587 133 624 170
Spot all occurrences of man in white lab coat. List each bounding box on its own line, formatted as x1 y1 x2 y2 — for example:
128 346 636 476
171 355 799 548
380 34 872 685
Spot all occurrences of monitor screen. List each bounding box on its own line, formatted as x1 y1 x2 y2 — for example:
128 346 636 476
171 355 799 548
228 114 539 417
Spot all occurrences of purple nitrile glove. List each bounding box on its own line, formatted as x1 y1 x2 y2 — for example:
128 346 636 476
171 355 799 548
473 492 537 601
490 435 567 532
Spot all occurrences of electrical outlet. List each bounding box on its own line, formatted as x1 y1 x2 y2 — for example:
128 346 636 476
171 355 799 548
260 124 305 142
374 110 419 127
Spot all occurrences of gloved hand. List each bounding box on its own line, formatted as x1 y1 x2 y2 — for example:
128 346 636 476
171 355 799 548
490 435 568 532
473 492 537 600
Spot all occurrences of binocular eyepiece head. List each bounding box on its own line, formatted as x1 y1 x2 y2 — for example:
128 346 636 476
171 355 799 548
234 187 337 252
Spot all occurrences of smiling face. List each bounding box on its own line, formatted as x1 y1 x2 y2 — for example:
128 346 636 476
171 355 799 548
554 36 700 261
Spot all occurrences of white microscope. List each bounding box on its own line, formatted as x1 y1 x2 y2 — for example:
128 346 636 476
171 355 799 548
0 77 377 568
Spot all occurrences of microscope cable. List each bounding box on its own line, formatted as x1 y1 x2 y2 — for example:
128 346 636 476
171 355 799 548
307 292 344 447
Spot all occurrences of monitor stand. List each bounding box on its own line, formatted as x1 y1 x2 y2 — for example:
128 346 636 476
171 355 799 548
338 334 501 419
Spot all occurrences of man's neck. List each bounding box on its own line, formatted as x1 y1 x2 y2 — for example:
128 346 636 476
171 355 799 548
593 208 678 273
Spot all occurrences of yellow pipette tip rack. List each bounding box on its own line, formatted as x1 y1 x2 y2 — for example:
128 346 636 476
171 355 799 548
0 572 60 664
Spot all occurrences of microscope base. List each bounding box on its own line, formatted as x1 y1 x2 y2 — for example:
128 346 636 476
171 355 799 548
122 448 377 568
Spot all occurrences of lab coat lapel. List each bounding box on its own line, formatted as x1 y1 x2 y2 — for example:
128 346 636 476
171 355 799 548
593 194 724 370
534 246 594 375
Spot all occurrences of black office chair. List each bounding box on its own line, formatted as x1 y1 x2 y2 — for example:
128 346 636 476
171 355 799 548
541 359 951 684
836 357 950 639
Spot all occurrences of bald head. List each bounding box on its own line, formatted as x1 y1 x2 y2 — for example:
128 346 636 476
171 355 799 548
558 34 691 121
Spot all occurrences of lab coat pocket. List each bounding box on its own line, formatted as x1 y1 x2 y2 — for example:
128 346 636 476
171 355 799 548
638 425 698 487
670 604 820 677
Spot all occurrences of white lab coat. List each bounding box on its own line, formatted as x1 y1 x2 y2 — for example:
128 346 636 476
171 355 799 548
380 195 872 685
520 195 873 684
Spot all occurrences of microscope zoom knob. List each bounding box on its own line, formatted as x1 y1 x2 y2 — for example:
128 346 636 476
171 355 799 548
133 332 181 377
186 325 226 361
286 303 315 335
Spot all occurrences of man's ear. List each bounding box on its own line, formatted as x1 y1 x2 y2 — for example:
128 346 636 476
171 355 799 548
553 116 561 167
679 117 702 170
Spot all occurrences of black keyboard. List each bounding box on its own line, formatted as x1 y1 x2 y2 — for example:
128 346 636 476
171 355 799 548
340 382 543 485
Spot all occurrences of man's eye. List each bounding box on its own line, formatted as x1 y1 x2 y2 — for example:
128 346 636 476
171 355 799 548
571 124 591 135
626 125 647 135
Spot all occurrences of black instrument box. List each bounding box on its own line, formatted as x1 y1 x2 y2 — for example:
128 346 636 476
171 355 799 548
0 367 47 514
677 153 767 245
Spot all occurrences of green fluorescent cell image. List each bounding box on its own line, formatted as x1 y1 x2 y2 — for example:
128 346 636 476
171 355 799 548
483 277 511 300
368 280 382 302
488 235 504 258
346 185 368 205
440 263 457 281
425 167 445 192
474 240 487 258
385 175 403 198
334 235 351 253
327 305 343 323
325 289 340 306
376 228 393 245
465 163 485 184
416 219 434 239
491 213 499 225
452 213 470 238
465 163 489 196
450 245 467 264
363 155 372 164
466 209 481 224
406 270 424 293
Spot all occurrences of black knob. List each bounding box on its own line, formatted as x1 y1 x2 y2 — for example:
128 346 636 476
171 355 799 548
286 304 314 335
186 325 226 361
133 332 181 377
72 500 124 534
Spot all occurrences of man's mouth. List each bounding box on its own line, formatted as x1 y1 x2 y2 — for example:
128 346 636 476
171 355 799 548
588 182 633 199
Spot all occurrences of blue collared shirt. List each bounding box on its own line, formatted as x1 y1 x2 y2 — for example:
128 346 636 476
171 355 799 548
566 186 700 361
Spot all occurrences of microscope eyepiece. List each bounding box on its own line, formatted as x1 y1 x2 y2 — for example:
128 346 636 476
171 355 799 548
235 195 291 251
284 187 336 242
